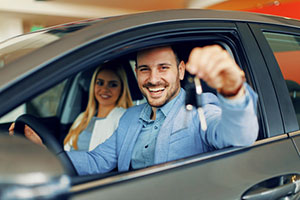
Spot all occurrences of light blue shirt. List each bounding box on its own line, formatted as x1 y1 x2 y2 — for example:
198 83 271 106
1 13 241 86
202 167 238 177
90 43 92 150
131 91 179 169
131 86 251 169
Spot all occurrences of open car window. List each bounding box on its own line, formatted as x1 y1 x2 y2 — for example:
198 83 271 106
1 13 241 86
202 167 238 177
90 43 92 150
0 26 263 191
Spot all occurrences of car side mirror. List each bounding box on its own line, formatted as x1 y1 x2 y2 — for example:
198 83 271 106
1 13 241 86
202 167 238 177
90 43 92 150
0 134 71 200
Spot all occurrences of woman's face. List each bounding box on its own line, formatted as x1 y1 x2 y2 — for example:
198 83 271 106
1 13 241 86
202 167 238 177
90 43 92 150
94 69 122 108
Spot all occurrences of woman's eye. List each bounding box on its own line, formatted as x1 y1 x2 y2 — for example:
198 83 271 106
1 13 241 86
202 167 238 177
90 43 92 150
109 82 119 88
96 80 104 86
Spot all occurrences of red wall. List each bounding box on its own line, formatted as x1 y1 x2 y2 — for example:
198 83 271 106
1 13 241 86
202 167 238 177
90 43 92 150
244 1 300 20
274 51 300 84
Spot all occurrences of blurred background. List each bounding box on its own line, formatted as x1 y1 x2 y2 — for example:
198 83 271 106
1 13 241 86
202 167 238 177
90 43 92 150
1 0 300 42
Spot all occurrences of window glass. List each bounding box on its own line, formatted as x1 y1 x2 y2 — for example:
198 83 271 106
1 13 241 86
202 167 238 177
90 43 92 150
0 80 66 123
26 80 67 117
263 32 300 124
0 20 102 69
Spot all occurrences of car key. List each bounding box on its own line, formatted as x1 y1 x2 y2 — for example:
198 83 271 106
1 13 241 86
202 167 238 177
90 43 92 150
185 75 207 131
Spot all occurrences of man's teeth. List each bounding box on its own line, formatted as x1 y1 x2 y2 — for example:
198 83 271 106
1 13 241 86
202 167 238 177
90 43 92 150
148 88 164 92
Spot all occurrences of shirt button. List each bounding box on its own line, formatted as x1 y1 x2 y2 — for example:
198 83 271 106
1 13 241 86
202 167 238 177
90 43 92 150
145 145 149 148
154 126 158 130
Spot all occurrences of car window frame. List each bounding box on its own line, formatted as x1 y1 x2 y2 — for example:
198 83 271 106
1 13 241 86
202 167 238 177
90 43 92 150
236 22 287 138
249 23 300 133
52 21 274 185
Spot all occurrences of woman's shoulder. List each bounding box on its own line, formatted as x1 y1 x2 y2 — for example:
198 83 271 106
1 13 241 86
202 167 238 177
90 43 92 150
106 107 128 119
112 107 127 115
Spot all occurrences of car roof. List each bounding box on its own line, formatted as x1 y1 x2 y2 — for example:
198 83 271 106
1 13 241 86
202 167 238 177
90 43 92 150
1 9 300 92
48 9 300 30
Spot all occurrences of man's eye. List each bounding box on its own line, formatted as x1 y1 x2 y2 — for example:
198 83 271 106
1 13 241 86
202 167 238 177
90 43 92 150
161 66 169 70
139 68 149 72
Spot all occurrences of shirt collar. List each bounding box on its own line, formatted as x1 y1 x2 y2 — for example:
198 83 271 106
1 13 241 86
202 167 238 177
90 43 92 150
139 88 184 122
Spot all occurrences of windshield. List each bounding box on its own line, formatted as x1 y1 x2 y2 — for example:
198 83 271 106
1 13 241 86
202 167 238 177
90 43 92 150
0 22 95 69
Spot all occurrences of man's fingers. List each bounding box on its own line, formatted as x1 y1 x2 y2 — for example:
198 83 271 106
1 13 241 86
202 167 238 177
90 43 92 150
201 51 229 81
186 47 202 75
187 45 226 77
186 44 244 93
204 63 228 89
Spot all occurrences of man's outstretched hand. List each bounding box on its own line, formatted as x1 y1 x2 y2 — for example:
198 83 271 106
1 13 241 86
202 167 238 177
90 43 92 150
186 45 245 99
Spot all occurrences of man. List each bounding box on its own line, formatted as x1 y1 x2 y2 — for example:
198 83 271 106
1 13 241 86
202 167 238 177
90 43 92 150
67 45 258 175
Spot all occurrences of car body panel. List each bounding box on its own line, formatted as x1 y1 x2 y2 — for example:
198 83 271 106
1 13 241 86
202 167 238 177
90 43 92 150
290 131 300 155
71 137 300 200
294 135 300 153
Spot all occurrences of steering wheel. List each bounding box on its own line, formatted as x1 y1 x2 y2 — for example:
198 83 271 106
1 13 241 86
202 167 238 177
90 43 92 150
14 114 77 176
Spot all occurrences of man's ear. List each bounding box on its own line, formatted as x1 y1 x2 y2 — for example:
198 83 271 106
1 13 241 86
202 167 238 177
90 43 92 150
179 61 185 80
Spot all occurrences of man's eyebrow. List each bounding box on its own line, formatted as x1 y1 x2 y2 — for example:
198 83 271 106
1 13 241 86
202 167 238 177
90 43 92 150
158 63 172 66
136 64 148 69
137 63 172 69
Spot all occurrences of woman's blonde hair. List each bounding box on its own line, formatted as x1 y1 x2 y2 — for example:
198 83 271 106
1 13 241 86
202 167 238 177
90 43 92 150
64 62 133 150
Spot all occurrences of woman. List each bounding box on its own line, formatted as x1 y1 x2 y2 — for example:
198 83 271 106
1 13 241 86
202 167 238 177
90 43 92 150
64 62 133 151
10 61 133 151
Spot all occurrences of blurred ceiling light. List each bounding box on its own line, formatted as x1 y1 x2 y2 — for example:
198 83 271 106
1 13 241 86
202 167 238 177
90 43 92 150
187 0 228 8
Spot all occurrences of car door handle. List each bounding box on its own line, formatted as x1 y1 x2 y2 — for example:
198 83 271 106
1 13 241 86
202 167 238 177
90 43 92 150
242 174 300 200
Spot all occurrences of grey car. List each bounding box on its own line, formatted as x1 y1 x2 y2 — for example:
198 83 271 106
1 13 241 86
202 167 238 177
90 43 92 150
0 9 299 200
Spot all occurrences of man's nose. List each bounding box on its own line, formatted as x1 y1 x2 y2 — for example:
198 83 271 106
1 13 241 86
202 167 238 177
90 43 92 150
148 70 160 84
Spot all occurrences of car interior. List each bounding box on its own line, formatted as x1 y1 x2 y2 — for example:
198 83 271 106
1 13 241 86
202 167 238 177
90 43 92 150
47 43 224 145
56 58 145 144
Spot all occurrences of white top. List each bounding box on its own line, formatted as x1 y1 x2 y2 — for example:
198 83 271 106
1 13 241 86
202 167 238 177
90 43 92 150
64 107 126 151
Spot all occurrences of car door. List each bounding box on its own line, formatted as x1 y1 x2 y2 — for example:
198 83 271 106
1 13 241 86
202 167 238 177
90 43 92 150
249 23 300 154
65 19 300 199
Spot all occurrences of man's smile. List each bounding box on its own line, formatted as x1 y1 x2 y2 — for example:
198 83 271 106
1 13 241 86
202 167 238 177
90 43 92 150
145 87 166 98
148 87 165 92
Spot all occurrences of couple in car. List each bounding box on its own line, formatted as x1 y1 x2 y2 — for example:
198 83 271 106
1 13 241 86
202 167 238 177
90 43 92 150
11 44 259 175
